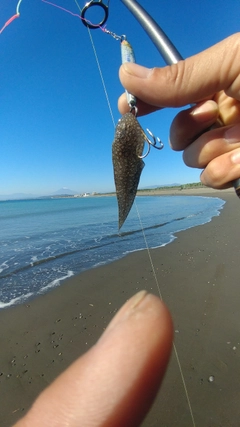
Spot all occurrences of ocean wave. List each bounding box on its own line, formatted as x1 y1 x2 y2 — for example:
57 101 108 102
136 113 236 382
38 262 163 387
39 270 74 294
0 292 34 309
0 261 10 274
118 216 186 237
0 213 219 280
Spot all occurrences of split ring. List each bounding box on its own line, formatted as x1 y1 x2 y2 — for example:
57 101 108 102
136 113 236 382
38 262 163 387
81 1 109 29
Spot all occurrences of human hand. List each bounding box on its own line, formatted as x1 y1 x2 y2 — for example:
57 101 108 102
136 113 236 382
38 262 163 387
118 33 240 189
13 291 172 427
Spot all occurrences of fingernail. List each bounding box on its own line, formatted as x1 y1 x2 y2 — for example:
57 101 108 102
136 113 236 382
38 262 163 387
99 291 148 340
200 170 207 186
225 124 240 144
191 100 219 121
130 290 148 308
122 63 152 78
231 148 240 164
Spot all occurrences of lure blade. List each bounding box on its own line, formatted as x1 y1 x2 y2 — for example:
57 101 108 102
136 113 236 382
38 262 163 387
112 112 145 229
121 39 137 109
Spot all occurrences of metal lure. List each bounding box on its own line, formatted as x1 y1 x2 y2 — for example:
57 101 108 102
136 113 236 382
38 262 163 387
112 112 145 230
120 37 137 112
112 38 163 229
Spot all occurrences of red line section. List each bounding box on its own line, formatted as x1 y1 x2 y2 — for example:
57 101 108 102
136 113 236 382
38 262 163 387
0 13 20 35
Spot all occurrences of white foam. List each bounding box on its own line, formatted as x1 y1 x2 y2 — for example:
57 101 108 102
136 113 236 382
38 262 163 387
0 292 34 309
40 270 74 293
0 261 9 273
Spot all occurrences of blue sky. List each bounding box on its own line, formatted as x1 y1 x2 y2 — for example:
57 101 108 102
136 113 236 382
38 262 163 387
1 0 240 196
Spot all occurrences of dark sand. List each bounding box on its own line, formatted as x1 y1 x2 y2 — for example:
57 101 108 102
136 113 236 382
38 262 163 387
1 188 240 426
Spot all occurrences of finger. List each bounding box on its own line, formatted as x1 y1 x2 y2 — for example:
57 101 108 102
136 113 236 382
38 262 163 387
214 91 240 125
201 148 240 189
183 123 240 168
119 34 240 111
118 93 161 116
169 100 220 151
14 291 173 427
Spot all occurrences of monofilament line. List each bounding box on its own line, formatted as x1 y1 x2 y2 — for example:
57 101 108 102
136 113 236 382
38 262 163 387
75 0 196 423
74 0 116 128
135 203 196 427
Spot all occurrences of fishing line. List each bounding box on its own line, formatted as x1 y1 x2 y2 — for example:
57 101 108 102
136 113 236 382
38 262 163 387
135 203 196 427
41 0 108 32
41 0 116 127
16 0 23 14
42 0 83 19
73 0 116 128
77 3 196 424
0 0 22 34
0 0 112 38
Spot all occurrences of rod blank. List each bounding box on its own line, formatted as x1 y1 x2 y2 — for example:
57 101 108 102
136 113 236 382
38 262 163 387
120 0 183 64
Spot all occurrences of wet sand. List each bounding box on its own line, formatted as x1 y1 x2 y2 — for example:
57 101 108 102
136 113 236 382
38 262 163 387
0 188 240 426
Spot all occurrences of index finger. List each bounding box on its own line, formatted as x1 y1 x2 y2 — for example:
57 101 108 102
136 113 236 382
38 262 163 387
14 292 173 427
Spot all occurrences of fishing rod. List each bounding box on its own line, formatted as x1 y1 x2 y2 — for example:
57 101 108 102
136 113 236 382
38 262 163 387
121 0 183 64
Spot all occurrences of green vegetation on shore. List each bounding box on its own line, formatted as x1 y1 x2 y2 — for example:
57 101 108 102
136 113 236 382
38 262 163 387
94 182 206 197
137 182 205 193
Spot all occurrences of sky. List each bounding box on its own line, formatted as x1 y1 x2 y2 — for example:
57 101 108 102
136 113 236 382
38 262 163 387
1 0 240 196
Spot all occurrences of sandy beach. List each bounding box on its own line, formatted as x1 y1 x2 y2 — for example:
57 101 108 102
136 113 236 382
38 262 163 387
1 187 240 426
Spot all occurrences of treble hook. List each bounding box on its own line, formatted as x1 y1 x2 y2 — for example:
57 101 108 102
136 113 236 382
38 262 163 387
129 105 163 159
81 0 109 29
139 128 164 159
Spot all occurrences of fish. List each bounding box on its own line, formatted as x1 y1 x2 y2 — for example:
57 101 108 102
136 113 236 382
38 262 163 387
112 112 146 229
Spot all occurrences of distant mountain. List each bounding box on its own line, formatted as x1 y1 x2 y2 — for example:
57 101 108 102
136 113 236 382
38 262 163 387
0 185 185 201
0 188 78 201
50 188 78 196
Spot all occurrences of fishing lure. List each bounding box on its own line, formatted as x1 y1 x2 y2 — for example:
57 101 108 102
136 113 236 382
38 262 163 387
112 38 163 229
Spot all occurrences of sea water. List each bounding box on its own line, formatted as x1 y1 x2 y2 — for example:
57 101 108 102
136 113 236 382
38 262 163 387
0 195 225 309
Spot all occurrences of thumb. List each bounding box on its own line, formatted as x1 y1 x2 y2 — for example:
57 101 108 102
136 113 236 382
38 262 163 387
119 33 240 113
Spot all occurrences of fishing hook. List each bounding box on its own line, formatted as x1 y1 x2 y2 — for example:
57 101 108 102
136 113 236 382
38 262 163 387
139 128 164 159
128 105 163 158
81 0 109 29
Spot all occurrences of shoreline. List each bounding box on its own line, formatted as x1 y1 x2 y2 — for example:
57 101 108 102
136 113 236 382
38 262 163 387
1 187 240 426
0 185 228 202
0 187 226 312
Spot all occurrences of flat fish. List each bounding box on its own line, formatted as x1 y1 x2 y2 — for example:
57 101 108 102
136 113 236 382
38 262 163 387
112 112 145 229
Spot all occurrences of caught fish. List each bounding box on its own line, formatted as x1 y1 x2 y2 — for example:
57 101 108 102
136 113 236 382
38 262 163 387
112 112 145 230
